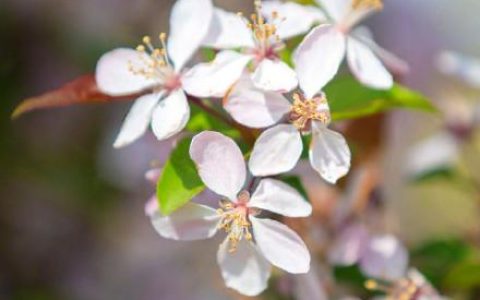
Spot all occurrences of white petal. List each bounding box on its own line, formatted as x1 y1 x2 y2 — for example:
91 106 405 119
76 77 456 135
151 202 220 241
251 59 298 92
359 234 409 281
217 238 271 296
181 50 252 98
347 37 393 89
251 216 310 274
167 0 214 70
113 92 162 148
262 1 326 40
309 123 351 184
352 27 409 76
224 76 291 128
96 48 156 96
315 0 351 22
249 178 312 217
248 124 303 176
203 8 255 49
294 24 346 98
405 131 459 177
151 89 190 141
328 223 369 266
190 131 246 200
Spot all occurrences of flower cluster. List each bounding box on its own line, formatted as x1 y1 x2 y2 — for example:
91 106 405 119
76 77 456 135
94 0 412 296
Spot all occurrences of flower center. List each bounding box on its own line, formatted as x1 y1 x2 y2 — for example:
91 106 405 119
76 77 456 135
289 93 331 131
217 191 255 253
352 0 383 10
365 279 419 300
242 0 283 60
128 33 178 91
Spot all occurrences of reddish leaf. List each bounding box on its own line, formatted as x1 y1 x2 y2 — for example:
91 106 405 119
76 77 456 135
12 74 140 119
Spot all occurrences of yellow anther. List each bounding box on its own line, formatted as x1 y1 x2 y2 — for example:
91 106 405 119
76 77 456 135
290 93 331 130
143 35 151 44
159 32 167 41
365 279 378 290
136 45 145 52
352 0 383 10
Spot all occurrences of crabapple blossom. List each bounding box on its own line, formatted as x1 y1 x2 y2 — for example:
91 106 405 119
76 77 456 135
181 0 299 97
149 131 312 296
294 0 408 90
225 72 351 184
95 0 214 148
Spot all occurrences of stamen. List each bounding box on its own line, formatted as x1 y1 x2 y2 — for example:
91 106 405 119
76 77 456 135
290 93 331 131
216 192 254 253
352 0 383 10
128 33 173 82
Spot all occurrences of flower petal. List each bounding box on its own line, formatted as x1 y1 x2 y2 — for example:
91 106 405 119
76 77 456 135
294 24 346 98
96 48 156 96
202 8 255 49
309 122 351 184
167 0 214 70
294 267 329 300
347 37 393 89
190 131 246 200
224 76 291 128
151 89 190 141
248 124 303 176
359 234 409 281
251 216 310 274
328 223 369 266
251 59 298 92
405 131 459 177
113 92 162 148
262 1 326 40
249 178 312 217
217 238 271 296
181 50 252 98
315 0 351 22
352 27 409 76
151 202 220 241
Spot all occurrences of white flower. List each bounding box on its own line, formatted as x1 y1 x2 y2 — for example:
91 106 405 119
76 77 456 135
150 131 312 296
294 0 408 90
181 1 299 97
225 73 351 184
95 0 214 148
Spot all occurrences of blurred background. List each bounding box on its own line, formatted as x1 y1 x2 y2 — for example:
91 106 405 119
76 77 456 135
1 0 480 299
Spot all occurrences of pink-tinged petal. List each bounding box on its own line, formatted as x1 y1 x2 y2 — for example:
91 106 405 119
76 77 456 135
248 124 303 176
151 89 190 141
113 92 162 148
145 168 162 184
328 223 369 266
224 76 291 128
352 27 409 76
347 37 393 89
251 216 310 274
181 50 252 98
144 195 159 217
315 0 351 22
96 48 156 96
203 8 255 49
294 267 329 300
309 122 351 184
405 131 459 177
251 59 298 92
151 202 220 241
168 0 214 70
217 238 271 296
262 1 326 40
249 179 312 217
359 234 409 281
190 131 246 200
294 24 346 98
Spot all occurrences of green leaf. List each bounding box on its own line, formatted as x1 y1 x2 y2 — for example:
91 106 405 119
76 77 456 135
325 77 436 121
444 260 480 291
156 137 205 215
187 105 240 139
280 176 309 200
